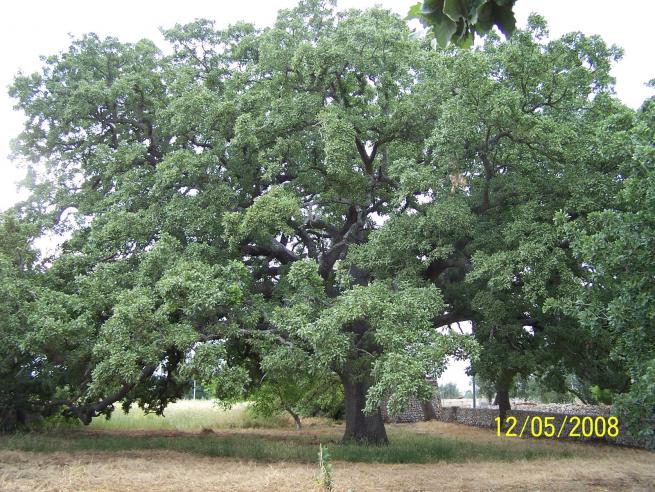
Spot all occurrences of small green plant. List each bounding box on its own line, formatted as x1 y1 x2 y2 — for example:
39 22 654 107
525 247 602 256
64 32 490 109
590 385 614 405
315 443 333 492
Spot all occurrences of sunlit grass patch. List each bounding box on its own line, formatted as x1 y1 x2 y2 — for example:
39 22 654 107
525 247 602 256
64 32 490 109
3 401 617 465
0 427 591 464
88 400 291 432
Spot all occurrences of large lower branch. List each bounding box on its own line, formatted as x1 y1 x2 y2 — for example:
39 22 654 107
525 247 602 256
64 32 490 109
242 238 299 264
425 255 471 283
318 241 347 280
64 365 157 425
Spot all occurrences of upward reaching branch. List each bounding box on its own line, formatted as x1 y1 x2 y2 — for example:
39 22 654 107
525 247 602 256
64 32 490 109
354 137 378 175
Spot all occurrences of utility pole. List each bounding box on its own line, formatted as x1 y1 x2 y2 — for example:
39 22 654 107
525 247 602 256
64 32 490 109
472 375 477 409
193 380 196 400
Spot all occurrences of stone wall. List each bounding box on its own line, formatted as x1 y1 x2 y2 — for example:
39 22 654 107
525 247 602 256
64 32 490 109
437 406 653 449
379 379 652 449
381 378 442 423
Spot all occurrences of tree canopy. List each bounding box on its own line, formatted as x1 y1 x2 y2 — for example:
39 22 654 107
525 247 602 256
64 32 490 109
3 0 653 445
550 86 655 441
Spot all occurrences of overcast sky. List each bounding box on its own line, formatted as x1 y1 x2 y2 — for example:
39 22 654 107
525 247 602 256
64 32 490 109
1 1 653 394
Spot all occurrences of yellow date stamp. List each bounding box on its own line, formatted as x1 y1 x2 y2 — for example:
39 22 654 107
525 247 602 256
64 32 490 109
495 415 619 438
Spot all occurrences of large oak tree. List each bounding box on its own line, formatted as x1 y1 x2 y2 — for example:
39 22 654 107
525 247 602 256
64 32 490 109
6 1 650 444
8 1 475 443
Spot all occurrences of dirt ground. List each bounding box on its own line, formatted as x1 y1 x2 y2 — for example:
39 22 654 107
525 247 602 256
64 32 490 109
1 421 653 491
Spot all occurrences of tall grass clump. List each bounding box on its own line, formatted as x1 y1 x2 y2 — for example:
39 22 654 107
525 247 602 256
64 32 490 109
89 400 290 432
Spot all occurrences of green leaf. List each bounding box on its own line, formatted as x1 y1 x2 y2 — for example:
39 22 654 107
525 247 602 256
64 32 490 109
433 21 459 48
407 2 423 19
443 0 468 22
456 29 475 49
421 0 443 15
424 2 459 48
475 1 495 34
468 0 487 24
494 4 517 36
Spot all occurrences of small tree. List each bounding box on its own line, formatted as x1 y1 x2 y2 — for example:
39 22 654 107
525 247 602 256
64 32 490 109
246 370 344 429
440 382 462 399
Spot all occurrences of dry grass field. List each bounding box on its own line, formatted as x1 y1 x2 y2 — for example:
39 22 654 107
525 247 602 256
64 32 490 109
1 448 653 491
1 401 653 491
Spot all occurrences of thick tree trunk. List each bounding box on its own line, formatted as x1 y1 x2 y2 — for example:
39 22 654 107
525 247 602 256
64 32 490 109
494 374 513 426
340 373 388 445
0 406 31 433
494 388 511 423
0 407 18 433
420 401 437 421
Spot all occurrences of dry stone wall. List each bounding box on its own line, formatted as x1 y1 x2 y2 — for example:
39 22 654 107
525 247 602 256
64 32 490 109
380 380 652 449
381 378 442 423
437 406 653 449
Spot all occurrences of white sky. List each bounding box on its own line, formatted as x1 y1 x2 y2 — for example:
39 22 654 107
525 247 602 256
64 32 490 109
0 1 653 393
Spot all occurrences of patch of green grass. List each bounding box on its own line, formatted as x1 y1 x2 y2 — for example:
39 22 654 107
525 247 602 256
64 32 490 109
0 429 586 464
88 400 290 432
6 400 594 464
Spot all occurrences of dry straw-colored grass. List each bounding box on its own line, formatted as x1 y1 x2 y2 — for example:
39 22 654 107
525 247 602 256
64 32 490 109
1 447 653 491
2 403 653 491
86 400 293 431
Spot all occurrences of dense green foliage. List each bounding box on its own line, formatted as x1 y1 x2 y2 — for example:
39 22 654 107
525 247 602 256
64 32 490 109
246 371 345 425
6 1 476 442
548 87 655 441
2 0 653 444
0 213 44 430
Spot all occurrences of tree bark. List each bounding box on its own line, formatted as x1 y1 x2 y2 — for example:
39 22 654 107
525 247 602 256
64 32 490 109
0 406 18 433
420 401 437 421
494 379 512 425
340 372 388 444
0 406 34 433
284 404 302 430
